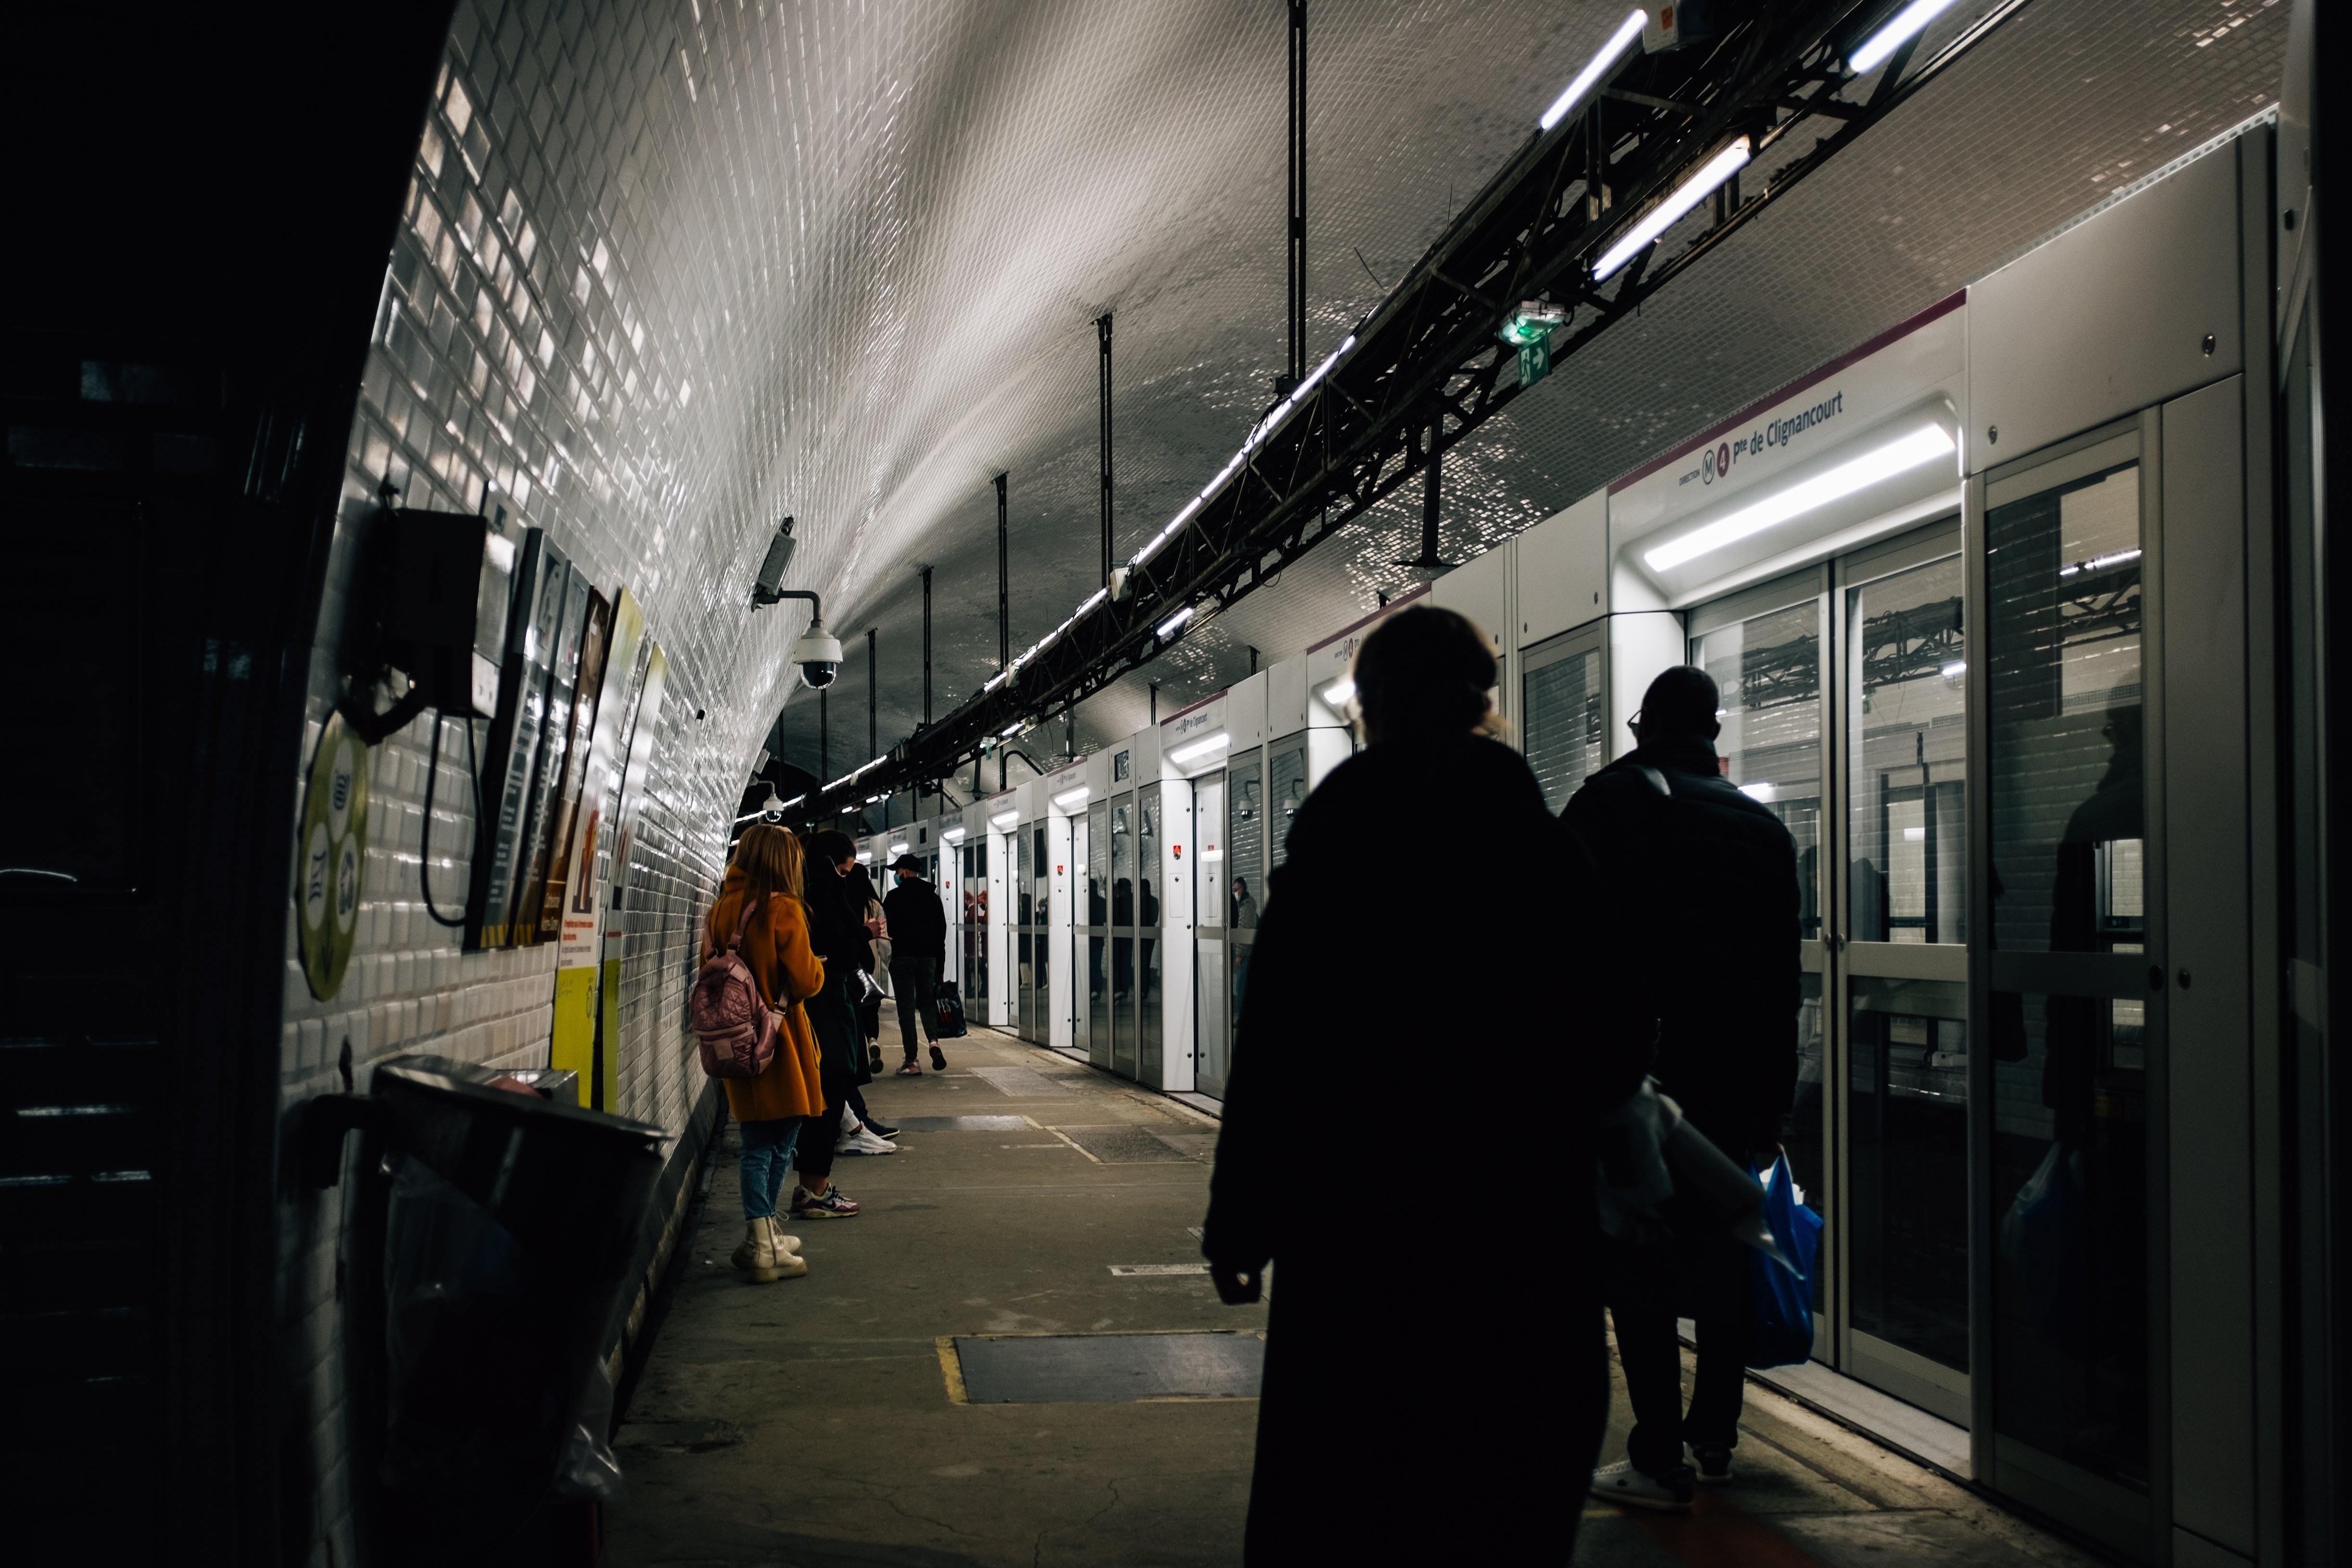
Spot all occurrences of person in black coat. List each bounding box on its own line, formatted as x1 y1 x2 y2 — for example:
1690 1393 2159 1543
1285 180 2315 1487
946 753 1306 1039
1202 605 1641 1563
1564 664 1800 1505
882 853 950 1072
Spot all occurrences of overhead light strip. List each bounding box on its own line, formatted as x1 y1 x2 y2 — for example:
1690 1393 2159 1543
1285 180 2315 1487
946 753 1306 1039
1051 784 1092 810
1539 9 1650 132
1592 138 1751 281
1641 423 1957 572
1167 731 1233 766
1850 0 1961 74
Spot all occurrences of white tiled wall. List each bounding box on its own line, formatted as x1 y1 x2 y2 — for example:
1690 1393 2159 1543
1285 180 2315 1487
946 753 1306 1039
272 2 811 1556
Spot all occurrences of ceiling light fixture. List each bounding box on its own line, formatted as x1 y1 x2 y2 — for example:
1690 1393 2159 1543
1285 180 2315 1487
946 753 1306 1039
1156 606 1195 640
943 826 967 842
1000 722 1023 738
1318 678 1355 708
1592 138 1751 281
1051 784 1092 810
1168 731 1233 766
1539 8 1650 131
990 809 1019 831
1641 423 1957 572
1850 0 1960 74
889 842 911 856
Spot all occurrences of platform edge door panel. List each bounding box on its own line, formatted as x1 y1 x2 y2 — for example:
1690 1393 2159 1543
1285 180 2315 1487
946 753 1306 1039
1138 784 1164 1087
1975 415 2162 1561
1086 801 1111 1070
1154 779 1195 1093
1836 522 1971 1419
1522 624 1607 816
1016 823 1035 1042
1194 771 1230 1099
1032 821 1053 1047
1110 792 1137 1079
2158 375 2255 1560
1057 810 1082 1056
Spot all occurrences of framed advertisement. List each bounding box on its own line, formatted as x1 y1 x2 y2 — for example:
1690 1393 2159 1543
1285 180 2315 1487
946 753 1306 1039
466 529 566 950
508 564 591 946
534 588 611 944
551 587 645 1107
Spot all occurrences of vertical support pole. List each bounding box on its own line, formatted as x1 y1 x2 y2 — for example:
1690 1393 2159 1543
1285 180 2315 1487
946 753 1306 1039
867 626 877 763
995 473 1010 676
1586 98 1604 220
1288 0 1306 388
1098 315 1114 589
1150 683 1158 725
1249 646 1259 676
921 566 933 729
819 688 828 785
1422 413 1442 562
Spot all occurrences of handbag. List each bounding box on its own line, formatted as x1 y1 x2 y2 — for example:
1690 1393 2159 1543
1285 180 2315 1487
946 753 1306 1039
931 979 969 1039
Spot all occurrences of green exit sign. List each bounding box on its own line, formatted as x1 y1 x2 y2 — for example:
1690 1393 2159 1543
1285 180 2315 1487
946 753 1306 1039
1518 337 1551 388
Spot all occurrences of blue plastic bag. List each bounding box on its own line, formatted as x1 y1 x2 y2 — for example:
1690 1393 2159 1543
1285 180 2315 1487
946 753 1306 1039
1746 1154 1822 1369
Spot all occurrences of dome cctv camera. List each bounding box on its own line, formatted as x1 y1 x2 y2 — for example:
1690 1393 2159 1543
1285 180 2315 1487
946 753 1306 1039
792 617 843 689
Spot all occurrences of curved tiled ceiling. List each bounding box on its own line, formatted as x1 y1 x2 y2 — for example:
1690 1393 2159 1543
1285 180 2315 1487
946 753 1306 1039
372 0 2288 797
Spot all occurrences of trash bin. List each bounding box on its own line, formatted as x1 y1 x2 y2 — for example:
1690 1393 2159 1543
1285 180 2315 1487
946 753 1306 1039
367 1054 666 1545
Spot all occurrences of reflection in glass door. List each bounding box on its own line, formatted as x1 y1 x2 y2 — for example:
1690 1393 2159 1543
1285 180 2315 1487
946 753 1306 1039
1841 541 1969 1407
1030 823 1051 1045
1982 439 2152 1505
1086 802 1110 1069
1109 794 1136 1078
1015 824 1034 1040
1226 751 1263 1059
1138 785 1163 1083
1194 772 1229 1095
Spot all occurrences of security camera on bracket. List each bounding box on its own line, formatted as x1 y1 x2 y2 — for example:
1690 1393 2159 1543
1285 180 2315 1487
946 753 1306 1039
762 588 842 690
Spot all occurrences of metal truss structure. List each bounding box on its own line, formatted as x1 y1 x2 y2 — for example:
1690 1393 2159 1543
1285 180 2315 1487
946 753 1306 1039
790 0 2030 822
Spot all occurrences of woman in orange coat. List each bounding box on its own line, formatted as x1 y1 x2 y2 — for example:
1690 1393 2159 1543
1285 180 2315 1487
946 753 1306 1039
704 824 828 1281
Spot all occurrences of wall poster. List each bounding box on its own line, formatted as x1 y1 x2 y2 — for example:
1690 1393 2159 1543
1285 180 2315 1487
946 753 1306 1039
550 587 645 1107
507 564 591 946
597 640 668 1109
466 529 566 950
533 587 611 944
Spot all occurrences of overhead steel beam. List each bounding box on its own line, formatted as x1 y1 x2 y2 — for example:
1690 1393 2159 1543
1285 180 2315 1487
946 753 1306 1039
789 0 2028 824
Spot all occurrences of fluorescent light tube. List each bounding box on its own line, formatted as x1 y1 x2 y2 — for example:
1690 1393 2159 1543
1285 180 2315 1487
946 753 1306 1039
1593 138 1751 281
1157 606 1195 640
990 810 1019 830
943 826 967 842
1739 781 1777 803
856 849 873 861
1000 722 1023 737
1319 678 1355 707
1850 0 1960 74
1540 8 1649 131
1940 661 1966 680
1052 785 1092 810
889 842 910 856
1168 731 1233 766
1641 423 1956 572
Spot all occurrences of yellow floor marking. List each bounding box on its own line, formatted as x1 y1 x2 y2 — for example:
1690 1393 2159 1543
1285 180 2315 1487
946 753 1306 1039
934 1337 970 1405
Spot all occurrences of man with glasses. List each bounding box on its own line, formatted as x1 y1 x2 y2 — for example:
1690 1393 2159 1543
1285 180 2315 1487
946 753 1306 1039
1565 665 1801 1511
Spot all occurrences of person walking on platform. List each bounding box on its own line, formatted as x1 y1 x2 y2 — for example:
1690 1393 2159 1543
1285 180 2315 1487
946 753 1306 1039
1202 605 1635 1564
843 853 888 1074
1566 665 1800 1509
788 831 875 1216
703 825 826 1282
882 853 950 1074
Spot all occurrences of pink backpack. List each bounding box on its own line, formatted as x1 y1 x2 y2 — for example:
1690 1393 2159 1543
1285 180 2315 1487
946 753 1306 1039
690 897 783 1079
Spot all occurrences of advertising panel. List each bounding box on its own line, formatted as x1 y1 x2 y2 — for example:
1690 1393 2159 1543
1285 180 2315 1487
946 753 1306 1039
550 589 646 1107
466 530 566 950
534 589 612 943
508 565 591 946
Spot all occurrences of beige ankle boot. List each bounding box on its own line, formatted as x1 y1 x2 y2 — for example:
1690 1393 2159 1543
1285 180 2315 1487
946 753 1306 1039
767 1216 804 1255
761 1215 807 1279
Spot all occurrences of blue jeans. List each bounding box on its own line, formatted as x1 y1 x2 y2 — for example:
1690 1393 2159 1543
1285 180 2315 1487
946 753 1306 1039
738 1117 804 1219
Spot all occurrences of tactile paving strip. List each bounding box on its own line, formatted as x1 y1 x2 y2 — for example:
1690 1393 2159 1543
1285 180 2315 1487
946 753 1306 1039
950 1332 1263 1405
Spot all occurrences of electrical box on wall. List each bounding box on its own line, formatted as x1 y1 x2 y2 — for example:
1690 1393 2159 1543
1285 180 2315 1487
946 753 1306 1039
342 504 521 740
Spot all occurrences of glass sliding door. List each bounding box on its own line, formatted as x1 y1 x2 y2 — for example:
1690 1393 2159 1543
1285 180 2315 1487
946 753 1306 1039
1109 793 1136 1078
1980 430 2153 1525
1226 750 1263 1058
1840 529 1970 1420
1138 784 1163 1083
1068 810 1088 1056
1030 822 1051 1043
1194 771 1230 1097
1015 825 1034 1040
1086 801 1110 1069
1522 625 1606 815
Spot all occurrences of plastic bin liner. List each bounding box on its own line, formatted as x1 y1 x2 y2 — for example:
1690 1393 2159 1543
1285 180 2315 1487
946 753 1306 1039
1746 1154 1822 1368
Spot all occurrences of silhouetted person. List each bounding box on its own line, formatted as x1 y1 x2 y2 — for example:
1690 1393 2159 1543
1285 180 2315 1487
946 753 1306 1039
1204 605 1625 1561
1230 876 1257 928
883 852 949 1074
1565 665 1799 1507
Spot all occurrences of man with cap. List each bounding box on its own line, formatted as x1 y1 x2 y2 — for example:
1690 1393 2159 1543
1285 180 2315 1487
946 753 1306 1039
881 853 950 1074
1563 665 1800 1511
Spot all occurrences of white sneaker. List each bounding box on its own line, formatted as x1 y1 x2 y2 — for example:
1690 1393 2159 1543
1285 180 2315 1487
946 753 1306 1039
1590 1460 1693 1512
835 1125 900 1156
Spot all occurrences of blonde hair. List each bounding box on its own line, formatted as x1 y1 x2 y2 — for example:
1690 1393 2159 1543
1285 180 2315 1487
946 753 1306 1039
732 823 804 903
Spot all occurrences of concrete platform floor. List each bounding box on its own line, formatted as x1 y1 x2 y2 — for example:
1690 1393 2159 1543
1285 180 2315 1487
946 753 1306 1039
604 1022 2106 1568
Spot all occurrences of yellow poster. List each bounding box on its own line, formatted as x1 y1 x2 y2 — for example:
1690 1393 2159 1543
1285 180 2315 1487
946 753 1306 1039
550 587 646 1105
